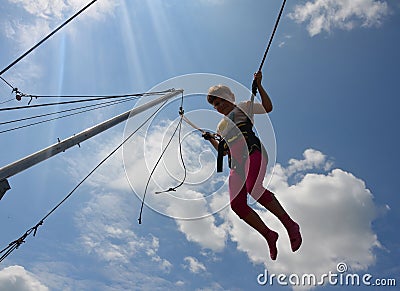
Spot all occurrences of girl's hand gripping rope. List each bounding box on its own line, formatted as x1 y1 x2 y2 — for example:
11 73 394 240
202 132 214 140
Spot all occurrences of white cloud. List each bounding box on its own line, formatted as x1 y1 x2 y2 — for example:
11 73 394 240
175 280 185 287
5 18 52 51
287 148 333 175
75 190 173 273
172 213 227 251
2 0 119 87
66 0 119 20
183 256 206 274
288 0 389 36
7 0 67 19
30 257 177 291
64 134 173 272
147 236 173 273
4 0 119 47
0 265 49 291
7 0 118 20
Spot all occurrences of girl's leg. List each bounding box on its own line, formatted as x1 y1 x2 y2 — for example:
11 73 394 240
241 209 279 260
229 168 278 260
260 191 302 252
245 150 302 252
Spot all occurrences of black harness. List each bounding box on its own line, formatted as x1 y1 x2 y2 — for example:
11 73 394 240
217 119 261 172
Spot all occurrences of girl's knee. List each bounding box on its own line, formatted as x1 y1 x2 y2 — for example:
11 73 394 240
231 198 251 219
256 189 274 206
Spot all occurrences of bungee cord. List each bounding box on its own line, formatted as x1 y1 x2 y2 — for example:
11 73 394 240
0 99 168 263
153 116 187 195
257 0 287 73
138 92 187 224
252 0 287 95
181 114 221 141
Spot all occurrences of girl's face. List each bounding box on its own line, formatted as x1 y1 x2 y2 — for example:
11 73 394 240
212 97 234 116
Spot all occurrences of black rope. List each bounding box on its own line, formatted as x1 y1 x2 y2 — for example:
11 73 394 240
138 92 186 224
0 76 14 90
252 0 287 95
0 220 43 263
154 105 187 194
0 100 167 263
0 0 99 80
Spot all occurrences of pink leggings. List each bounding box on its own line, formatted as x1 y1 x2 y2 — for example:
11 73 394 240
229 143 274 219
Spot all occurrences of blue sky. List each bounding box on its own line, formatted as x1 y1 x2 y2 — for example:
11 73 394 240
0 0 399 290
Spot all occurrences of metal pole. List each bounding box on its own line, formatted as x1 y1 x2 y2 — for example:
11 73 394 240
0 89 182 199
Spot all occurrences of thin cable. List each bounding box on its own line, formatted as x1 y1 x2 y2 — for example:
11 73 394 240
0 100 167 263
0 0 98 78
138 92 186 224
1 95 125 112
0 96 138 134
0 96 137 126
0 98 14 105
17 91 171 99
0 90 173 112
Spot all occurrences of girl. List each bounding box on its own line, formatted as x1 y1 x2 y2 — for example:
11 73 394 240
205 71 302 260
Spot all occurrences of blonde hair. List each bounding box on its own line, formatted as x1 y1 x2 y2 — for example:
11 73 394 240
207 84 235 104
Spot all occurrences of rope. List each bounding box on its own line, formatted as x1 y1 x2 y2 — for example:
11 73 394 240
0 76 14 90
181 114 220 141
154 106 187 195
252 0 287 95
138 92 186 224
0 100 167 263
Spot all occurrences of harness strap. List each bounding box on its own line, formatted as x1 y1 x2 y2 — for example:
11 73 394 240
217 140 226 172
216 120 261 172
